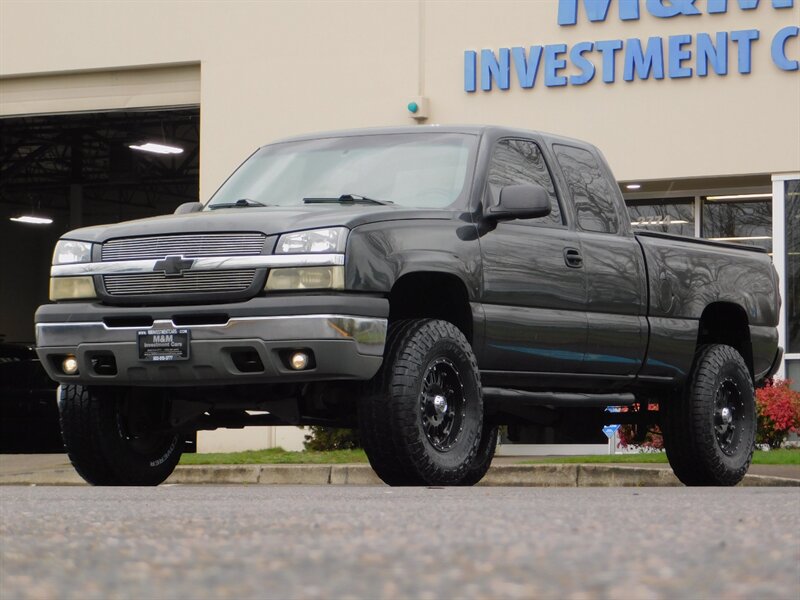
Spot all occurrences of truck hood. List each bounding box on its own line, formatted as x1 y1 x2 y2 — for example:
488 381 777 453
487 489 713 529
62 205 456 243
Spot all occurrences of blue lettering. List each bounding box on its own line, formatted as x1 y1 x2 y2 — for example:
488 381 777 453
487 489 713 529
570 42 597 85
730 29 760 73
544 44 569 86
668 34 693 78
771 26 799 71
464 51 477 92
646 0 701 18
512 46 544 88
624 37 665 80
596 39 624 82
559 0 793 24
558 0 640 25
696 32 729 76
708 0 793 12
481 48 511 91
707 0 759 11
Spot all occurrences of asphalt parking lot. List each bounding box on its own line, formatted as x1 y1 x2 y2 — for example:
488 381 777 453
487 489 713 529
1 486 798 600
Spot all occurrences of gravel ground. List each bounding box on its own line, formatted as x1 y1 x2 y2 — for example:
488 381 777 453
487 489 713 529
1 486 798 600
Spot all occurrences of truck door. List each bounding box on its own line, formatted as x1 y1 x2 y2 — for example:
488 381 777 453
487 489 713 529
478 138 588 374
550 143 648 376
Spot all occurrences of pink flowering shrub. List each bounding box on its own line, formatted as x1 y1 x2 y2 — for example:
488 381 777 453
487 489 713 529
756 379 800 449
617 403 663 450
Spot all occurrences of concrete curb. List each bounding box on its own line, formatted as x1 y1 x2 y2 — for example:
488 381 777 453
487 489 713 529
478 464 580 487
2 462 797 487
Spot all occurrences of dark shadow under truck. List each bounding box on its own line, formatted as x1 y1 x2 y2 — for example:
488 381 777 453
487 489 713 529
35 126 783 486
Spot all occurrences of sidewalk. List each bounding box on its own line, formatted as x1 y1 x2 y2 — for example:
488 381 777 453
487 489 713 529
1 454 797 487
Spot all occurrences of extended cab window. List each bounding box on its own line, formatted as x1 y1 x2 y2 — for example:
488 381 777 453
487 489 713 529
553 144 620 234
487 139 563 226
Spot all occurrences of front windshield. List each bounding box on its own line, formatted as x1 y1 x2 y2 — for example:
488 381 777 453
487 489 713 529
206 133 476 210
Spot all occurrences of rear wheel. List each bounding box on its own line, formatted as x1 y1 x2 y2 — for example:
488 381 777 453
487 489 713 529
358 319 483 486
58 385 182 486
662 344 755 486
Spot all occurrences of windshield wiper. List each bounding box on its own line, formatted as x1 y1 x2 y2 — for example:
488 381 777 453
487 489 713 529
209 198 268 210
303 194 392 206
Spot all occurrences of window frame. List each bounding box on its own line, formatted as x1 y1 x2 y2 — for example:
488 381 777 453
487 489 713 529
552 143 622 235
484 137 567 229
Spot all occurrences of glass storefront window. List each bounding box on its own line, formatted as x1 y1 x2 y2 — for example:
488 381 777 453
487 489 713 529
702 197 772 252
787 361 800 392
785 180 800 356
627 198 695 237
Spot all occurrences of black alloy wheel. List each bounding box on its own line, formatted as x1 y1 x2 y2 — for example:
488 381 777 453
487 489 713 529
420 358 466 452
714 379 745 456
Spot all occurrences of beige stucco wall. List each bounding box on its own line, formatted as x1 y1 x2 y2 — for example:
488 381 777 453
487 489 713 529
197 425 306 453
1 0 798 190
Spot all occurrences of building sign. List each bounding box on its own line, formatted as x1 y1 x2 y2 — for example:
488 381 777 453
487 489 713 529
465 0 799 92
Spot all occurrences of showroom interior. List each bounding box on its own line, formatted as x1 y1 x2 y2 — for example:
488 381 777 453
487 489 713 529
0 107 200 343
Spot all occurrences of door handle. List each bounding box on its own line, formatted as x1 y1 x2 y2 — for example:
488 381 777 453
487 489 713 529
563 247 583 268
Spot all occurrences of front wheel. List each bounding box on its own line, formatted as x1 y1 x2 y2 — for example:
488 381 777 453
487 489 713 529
662 344 756 486
457 424 498 486
59 385 183 486
358 319 483 486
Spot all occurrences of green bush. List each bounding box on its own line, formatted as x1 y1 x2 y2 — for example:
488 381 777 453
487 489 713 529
303 426 361 451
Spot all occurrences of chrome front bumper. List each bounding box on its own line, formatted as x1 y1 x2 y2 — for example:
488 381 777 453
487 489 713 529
35 314 387 386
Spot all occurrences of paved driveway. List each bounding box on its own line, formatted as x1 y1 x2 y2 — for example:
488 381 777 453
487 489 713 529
1 486 798 599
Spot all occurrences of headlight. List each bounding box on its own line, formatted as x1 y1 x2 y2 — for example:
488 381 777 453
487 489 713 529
53 240 93 265
276 227 348 254
265 266 345 291
50 276 97 300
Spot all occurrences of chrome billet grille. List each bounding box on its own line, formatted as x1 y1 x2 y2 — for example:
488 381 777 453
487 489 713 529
103 270 256 296
102 233 266 261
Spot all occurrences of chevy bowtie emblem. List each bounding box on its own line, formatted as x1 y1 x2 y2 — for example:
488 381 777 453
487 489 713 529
153 256 195 277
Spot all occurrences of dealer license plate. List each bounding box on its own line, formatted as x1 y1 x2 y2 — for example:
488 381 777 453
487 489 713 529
137 329 190 362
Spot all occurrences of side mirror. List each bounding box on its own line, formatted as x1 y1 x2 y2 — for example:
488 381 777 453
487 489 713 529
174 202 203 215
487 184 551 221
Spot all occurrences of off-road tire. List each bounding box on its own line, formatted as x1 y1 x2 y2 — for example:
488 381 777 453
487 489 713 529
58 385 182 486
457 424 498 486
662 344 755 486
358 319 483 486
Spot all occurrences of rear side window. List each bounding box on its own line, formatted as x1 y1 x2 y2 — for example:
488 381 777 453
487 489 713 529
487 139 563 226
553 144 619 234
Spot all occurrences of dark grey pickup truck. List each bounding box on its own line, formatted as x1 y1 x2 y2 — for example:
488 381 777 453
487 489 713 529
36 126 782 487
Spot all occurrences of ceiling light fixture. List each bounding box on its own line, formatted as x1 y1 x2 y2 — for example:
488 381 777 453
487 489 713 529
129 142 184 155
10 215 53 225
705 193 772 201
625 183 642 190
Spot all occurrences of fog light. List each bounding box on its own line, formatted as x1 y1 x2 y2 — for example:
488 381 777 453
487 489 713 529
290 352 309 371
62 355 79 375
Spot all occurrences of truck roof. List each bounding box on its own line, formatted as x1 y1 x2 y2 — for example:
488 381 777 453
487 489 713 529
267 125 592 149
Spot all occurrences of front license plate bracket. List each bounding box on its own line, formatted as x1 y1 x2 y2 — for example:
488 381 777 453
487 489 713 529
137 329 190 362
